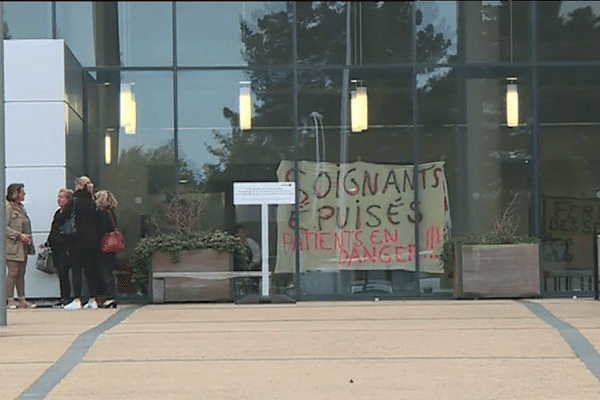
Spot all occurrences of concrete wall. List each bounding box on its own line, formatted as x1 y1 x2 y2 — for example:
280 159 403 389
5 39 83 298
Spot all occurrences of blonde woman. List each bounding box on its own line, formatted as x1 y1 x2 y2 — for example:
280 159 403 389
5 183 35 309
96 190 120 308
43 188 74 306
62 176 102 310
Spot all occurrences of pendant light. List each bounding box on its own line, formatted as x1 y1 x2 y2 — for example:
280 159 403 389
239 81 252 130
105 131 112 165
506 77 518 128
505 0 518 128
239 8 252 131
120 83 137 135
351 2 368 133
351 80 368 132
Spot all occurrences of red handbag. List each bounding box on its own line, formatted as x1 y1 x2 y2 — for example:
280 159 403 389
101 211 125 253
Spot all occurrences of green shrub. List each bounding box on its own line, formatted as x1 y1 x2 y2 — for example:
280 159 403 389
130 230 249 293
441 193 541 276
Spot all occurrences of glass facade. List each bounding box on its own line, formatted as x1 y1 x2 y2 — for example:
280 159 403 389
118 2 172 67
5 1 600 300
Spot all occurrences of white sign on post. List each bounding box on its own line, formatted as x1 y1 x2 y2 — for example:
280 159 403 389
233 182 296 297
233 182 295 205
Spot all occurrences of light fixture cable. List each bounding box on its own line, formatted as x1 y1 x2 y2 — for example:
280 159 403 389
509 0 513 64
359 2 363 67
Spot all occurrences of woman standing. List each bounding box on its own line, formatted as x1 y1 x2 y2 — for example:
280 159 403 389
43 188 74 306
5 183 35 309
96 190 120 308
62 176 102 310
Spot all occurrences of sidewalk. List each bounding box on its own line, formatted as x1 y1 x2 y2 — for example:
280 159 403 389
2 298 600 399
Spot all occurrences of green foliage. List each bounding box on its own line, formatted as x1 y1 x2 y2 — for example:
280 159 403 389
441 192 540 275
130 230 249 293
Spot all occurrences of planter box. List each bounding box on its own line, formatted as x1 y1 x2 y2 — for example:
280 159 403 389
453 243 540 298
152 250 233 303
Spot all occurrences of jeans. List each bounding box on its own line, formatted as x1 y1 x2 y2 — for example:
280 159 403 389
70 248 100 299
52 247 71 301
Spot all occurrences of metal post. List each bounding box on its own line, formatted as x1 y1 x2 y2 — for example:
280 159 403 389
172 1 179 193
0 2 7 326
411 2 421 294
292 2 301 301
594 231 599 300
261 203 269 297
530 1 541 238
334 1 351 296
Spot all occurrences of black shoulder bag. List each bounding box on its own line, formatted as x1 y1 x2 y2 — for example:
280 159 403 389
59 198 77 243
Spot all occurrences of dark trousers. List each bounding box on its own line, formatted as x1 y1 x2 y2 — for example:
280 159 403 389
52 247 71 301
99 252 117 299
70 248 100 299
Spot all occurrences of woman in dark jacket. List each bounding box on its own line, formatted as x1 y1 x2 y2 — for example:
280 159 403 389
96 190 120 308
43 188 74 306
61 176 102 310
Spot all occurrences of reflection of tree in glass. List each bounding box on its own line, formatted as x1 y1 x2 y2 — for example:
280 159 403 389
112 141 219 248
203 107 261 184
113 141 203 215
539 2 600 62
538 2 600 123
3 21 11 39
156 189 205 235
203 2 600 178
204 2 454 185
421 2 600 126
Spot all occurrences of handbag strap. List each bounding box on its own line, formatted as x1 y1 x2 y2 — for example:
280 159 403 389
70 198 76 218
107 210 117 230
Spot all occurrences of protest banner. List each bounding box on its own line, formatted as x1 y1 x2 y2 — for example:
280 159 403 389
275 160 450 273
542 196 600 270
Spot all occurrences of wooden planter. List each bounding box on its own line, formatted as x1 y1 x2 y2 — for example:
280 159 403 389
152 250 233 303
453 243 540 299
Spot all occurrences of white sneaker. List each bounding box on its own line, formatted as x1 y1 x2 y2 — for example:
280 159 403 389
64 299 82 310
83 299 98 309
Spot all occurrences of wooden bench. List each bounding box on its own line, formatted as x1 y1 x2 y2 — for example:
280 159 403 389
152 271 269 302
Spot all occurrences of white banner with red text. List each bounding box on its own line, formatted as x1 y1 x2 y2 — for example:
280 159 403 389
275 160 451 274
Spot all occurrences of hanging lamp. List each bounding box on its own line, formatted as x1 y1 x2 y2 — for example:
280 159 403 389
506 77 518 128
350 3 368 133
351 80 368 132
505 0 518 128
104 128 116 165
120 83 137 135
104 132 112 165
239 81 252 130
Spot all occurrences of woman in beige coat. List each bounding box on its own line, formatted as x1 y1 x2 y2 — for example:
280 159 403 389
5 183 35 309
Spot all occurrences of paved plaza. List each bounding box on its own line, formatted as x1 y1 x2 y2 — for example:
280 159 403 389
2 298 600 399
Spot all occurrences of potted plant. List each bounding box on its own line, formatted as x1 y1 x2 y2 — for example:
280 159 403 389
441 193 541 299
130 189 249 302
